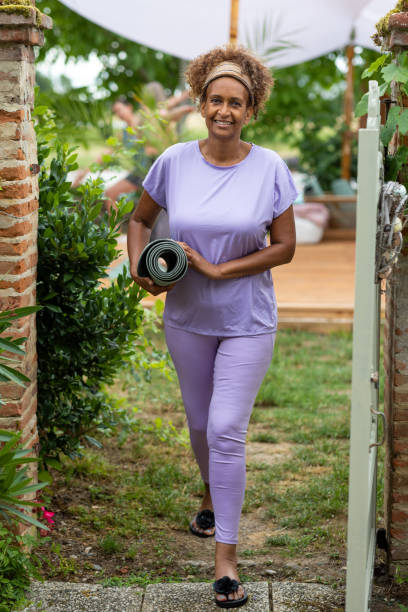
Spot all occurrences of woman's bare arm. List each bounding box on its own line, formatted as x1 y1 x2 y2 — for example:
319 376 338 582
127 190 175 295
165 89 190 110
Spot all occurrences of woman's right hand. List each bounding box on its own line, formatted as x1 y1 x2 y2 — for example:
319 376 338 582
130 268 175 296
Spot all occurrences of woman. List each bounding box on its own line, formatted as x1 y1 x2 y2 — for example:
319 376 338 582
128 46 297 608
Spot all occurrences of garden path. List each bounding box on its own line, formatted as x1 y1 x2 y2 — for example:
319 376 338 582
24 579 343 611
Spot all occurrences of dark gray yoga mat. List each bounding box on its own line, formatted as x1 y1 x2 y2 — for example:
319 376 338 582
137 238 188 287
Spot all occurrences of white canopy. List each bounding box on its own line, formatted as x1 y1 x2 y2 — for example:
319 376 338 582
59 0 396 67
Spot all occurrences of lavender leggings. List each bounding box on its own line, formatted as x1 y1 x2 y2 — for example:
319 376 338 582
165 325 276 544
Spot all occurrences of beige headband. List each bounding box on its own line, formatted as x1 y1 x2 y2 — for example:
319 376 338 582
202 61 254 106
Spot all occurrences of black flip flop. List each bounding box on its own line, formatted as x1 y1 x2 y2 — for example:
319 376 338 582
189 509 215 538
213 576 248 608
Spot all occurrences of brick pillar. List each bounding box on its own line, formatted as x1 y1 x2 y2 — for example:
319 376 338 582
0 1 51 528
383 11 408 573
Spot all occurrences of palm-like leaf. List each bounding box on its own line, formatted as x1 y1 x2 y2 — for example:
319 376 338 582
36 89 114 144
245 14 303 64
133 86 180 157
0 430 49 530
0 307 41 400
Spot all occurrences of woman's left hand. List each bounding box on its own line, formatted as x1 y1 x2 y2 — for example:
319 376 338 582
177 242 220 280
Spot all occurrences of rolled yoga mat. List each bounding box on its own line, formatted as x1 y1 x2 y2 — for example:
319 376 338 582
137 238 188 287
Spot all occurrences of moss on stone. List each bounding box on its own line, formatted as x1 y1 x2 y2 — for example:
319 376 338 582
0 2 45 27
374 1 408 47
0 0 33 5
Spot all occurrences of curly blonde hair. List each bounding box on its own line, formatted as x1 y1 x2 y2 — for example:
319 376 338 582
185 45 274 119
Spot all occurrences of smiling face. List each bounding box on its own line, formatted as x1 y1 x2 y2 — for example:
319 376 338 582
200 77 253 140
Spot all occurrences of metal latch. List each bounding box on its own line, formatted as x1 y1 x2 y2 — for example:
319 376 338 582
369 407 386 449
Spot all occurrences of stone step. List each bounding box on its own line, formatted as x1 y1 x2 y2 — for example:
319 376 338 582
22 582 144 611
271 582 344 611
143 582 270 611
22 580 344 611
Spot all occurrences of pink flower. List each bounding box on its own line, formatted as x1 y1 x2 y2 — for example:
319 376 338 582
38 505 56 535
41 507 55 526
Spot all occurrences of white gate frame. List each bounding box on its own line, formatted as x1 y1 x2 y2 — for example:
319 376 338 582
346 80 383 612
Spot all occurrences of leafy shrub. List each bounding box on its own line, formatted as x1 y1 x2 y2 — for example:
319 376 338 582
35 108 146 461
0 526 42 612
0 307 48 530
0 311 48 612
0 430 47 530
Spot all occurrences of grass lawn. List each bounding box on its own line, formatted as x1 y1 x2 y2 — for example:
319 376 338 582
35 325 401 607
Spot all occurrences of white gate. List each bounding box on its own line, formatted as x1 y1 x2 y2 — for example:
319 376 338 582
345 80 383 612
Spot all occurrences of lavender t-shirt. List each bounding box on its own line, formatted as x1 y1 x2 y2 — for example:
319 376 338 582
142 140 297 336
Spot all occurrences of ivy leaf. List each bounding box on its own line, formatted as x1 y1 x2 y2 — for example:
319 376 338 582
362 54 388 79
399 50 408 68
355 82 389 119
381 105 400 146
38 470 53 485
398 108 408 135
382 62 408 84
355 93 369 118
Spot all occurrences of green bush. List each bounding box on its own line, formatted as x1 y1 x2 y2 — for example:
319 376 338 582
0 430 48 530
0 526 41 612
35 109 146 461
0 307 48 530
0 310 47 612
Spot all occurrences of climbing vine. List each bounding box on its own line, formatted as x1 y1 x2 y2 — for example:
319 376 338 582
356 49 408 183
356 2 408 185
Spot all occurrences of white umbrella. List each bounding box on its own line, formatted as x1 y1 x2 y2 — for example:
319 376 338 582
59 0 395 67
59 0 396 178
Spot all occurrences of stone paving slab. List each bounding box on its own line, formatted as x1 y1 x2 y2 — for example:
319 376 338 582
22 581 143 612
271 582 344 611
142 581 270 611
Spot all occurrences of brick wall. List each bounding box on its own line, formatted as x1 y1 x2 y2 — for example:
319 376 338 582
0 4 51 532
384 11 408 572
384 245 408 568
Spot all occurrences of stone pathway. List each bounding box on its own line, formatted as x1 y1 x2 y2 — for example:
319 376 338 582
22 581 344 611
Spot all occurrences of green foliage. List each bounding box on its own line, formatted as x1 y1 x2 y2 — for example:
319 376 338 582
244 49 380 189
358 49 408 185
244 13 301 65
99 534 122 554
35 91 116 147
0 308 49 530
0 306 40 398
0 430 48 530
36 0 180 99
0 527 42 612
37 0 380 189
35 109 146 461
